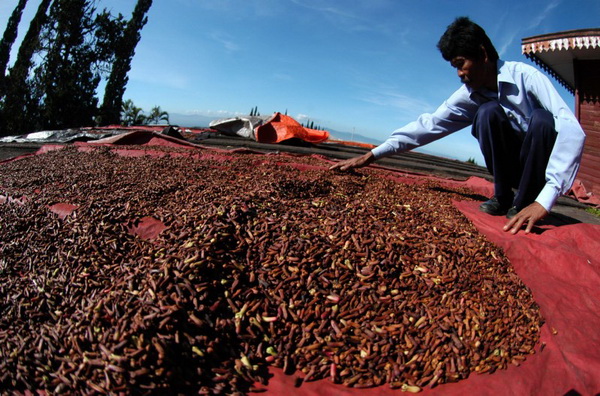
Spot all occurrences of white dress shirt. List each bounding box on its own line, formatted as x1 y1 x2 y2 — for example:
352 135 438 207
371 60 586 211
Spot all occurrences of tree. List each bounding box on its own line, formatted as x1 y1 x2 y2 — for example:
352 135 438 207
0 0 51 136
0 0 152 136
147 105 169 124
35 0 101 130
93 9 127 77
0 0 28 97
99 0 153 125
250 106 260 116
121 99 146 126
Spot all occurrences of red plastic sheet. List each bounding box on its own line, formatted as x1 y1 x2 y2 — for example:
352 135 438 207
4 133 599 395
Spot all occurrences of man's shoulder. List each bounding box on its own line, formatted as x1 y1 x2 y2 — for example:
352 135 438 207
501 60 540 76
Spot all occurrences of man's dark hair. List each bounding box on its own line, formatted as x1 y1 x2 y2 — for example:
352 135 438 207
437 17 499 62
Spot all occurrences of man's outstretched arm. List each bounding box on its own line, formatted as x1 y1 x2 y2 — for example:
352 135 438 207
329 151 375 171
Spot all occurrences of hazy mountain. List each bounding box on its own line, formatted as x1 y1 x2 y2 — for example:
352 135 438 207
325 128 383 146
169 113 219 128
169 112 383 146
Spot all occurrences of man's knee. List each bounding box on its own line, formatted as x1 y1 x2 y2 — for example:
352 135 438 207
528 109 556 138
472 101 507 139
476 101 505 122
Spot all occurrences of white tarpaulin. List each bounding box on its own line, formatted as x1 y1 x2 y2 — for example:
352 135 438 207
209 116 270 140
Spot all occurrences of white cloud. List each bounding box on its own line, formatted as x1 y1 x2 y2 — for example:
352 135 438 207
497 31 519 58
185 0 283 18
288 0 377 33
359 89 433 116
209 32 240 53
185 109 245 117
129 69 190 90
290 0 356 19
273 73 293 81
527 0 561 31
494 0 562 58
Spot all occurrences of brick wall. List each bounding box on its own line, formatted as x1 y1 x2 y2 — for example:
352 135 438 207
575 59 600 197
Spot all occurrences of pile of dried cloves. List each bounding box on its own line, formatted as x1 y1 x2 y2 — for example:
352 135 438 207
0 146 543 394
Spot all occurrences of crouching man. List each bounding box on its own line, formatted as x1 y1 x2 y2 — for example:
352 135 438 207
330 16 585 235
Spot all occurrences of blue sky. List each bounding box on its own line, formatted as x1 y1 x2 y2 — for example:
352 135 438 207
1 0 599 162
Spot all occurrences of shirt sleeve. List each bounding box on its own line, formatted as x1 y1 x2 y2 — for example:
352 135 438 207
527 70 586 211
371 87 477 159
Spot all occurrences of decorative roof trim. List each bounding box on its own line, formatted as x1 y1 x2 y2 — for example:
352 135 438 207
522 29 600 50
522 33 600 55
521 28 600 95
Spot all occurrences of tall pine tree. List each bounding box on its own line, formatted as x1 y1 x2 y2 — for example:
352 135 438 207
99 0 153 126
93 10 127 75
0 0 28 97
0 0 51 136
35 0 100 130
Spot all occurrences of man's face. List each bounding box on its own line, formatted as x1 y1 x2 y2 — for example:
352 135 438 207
450 56 488 90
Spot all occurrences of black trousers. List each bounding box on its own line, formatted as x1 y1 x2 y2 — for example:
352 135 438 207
471 101 557 210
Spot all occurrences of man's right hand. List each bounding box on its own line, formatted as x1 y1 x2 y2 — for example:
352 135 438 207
329 152 375 171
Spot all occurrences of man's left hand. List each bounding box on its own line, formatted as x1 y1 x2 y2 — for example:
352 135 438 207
503 202 548 234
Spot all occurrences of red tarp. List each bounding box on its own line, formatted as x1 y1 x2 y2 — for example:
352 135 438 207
259 199 600 396
255 112 330 144
3 132 599 396
94 118 331 145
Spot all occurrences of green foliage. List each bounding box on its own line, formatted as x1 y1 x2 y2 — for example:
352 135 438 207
35 0 101 130
586 207 600 218
99 0 153 126
120 100 169 126
147 105 169 125
93 10 127 74
0 0 28 94
0 0 154 136
466 157 477 165
249 106 260 116
121 99 147 126
302 119 322 130
0 0 51 135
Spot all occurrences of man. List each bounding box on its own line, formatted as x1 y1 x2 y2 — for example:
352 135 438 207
330 17 585 235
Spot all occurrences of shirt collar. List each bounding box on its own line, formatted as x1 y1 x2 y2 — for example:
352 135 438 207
496 59 514 86
467 59 512 102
